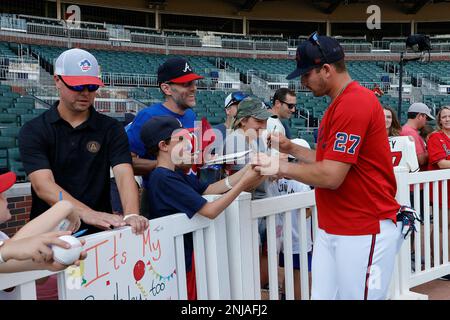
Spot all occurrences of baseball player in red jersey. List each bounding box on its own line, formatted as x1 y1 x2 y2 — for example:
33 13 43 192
254 34 403 299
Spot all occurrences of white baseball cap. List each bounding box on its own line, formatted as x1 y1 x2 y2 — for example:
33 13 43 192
408 102 435 120
224 91 248 109
289 138 310 159
54 48 104 86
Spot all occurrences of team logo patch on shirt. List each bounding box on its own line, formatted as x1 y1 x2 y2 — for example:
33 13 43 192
86 141 100 153
79 59 92 72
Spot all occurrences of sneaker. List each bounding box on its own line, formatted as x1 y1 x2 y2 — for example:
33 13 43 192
439 274 450 281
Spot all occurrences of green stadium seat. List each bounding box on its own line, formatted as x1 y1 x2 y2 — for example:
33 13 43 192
0 127 20 138
207 116 224 125
19 114 38 126
6 108 31 115
0 113 18 126
0 137 16 148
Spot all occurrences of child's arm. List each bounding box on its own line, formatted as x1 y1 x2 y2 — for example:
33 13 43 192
12 201 79 240
198 167 266 219
203 164 250 195
0 234 87 273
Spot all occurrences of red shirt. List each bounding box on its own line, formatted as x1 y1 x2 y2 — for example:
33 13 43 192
427 131 450 205
401 124 427 172
315 81 400 235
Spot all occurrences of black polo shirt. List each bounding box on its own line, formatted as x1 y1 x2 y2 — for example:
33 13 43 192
18 102 132 234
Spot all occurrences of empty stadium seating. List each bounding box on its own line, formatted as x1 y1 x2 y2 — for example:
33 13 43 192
29 45 218 78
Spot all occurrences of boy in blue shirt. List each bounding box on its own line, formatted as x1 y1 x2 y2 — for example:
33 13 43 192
140 115 265 299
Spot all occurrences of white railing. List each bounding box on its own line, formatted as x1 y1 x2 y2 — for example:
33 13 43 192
394 169 450 299
217 71 241 90
250 191 316 300
3 169 450 300
0 15 27 33
101 72 158 87
0 195 230 300
250 74 271 103
0 55 40 81
27 23 108 41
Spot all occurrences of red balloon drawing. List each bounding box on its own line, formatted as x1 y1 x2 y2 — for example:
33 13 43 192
133 260 145 282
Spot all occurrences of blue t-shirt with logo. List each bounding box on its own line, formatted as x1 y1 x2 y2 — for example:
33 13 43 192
147 166 210 271
126 103 196 188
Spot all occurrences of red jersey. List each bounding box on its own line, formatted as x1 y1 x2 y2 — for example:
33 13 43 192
315 81 400 236
427 131 450 205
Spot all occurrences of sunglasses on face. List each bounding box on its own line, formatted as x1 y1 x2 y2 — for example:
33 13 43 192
58 76 100 92
279 100 296 110
225 91 247 109
308 31 329 65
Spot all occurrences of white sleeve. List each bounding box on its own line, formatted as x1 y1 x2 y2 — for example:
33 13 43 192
406 138 419 173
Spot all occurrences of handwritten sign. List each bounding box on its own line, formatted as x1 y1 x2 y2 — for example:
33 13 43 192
59 219 178 300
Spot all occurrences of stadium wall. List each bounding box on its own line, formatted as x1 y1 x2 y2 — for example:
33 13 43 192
1 184 31 237
60 0 450 22
2 31 450 62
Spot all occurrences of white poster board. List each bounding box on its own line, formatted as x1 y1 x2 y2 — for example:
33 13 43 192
59 219 178 300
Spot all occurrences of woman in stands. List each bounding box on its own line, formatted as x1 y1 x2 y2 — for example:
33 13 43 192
384 106 401 137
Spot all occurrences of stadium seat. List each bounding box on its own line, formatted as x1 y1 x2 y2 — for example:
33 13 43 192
0 136 16 148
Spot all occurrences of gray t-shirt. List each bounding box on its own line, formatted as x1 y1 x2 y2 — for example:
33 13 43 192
224 129 268 200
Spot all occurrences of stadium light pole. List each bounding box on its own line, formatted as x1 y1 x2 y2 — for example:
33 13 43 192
398 52 404 121
397 53 421 122
398 34 431 122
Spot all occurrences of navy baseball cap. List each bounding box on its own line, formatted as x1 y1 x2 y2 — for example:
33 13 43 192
140 116 184 149
157 57 204 84
286 35 345 80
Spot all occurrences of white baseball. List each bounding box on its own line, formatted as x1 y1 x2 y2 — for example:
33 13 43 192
51 235 83 265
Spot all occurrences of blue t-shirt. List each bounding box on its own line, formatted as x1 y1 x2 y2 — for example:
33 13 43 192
126 103 196 188
147 166 210 271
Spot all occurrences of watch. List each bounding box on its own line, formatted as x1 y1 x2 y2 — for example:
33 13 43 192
0 240 6 264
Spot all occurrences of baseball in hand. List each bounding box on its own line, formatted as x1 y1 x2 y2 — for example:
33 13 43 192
51 235 83 265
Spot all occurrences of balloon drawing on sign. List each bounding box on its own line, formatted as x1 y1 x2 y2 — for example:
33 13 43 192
133 260 145 281
133 260 148 299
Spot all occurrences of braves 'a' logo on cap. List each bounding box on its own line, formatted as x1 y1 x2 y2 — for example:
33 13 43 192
79 59 92 72
183 62 192 73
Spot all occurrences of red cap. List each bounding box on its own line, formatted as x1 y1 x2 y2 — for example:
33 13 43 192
0 172 16 193
168 73 204 84
60 75 105 87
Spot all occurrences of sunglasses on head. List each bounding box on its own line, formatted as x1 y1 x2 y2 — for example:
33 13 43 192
307 31 329 65
58 76 100 92
225 91 247 109
279 100 296 110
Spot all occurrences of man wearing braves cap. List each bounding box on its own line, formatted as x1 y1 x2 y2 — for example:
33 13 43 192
125 57 204 217
19 48 148 237
255 33 405 300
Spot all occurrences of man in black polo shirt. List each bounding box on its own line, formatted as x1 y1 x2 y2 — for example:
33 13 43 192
18 48 148 235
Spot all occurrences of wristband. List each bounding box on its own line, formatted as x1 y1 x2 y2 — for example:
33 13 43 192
0 240 6 264
224 176 233 190
123 214 140 221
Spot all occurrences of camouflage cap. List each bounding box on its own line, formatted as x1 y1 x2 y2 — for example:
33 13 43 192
232 96 272 129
